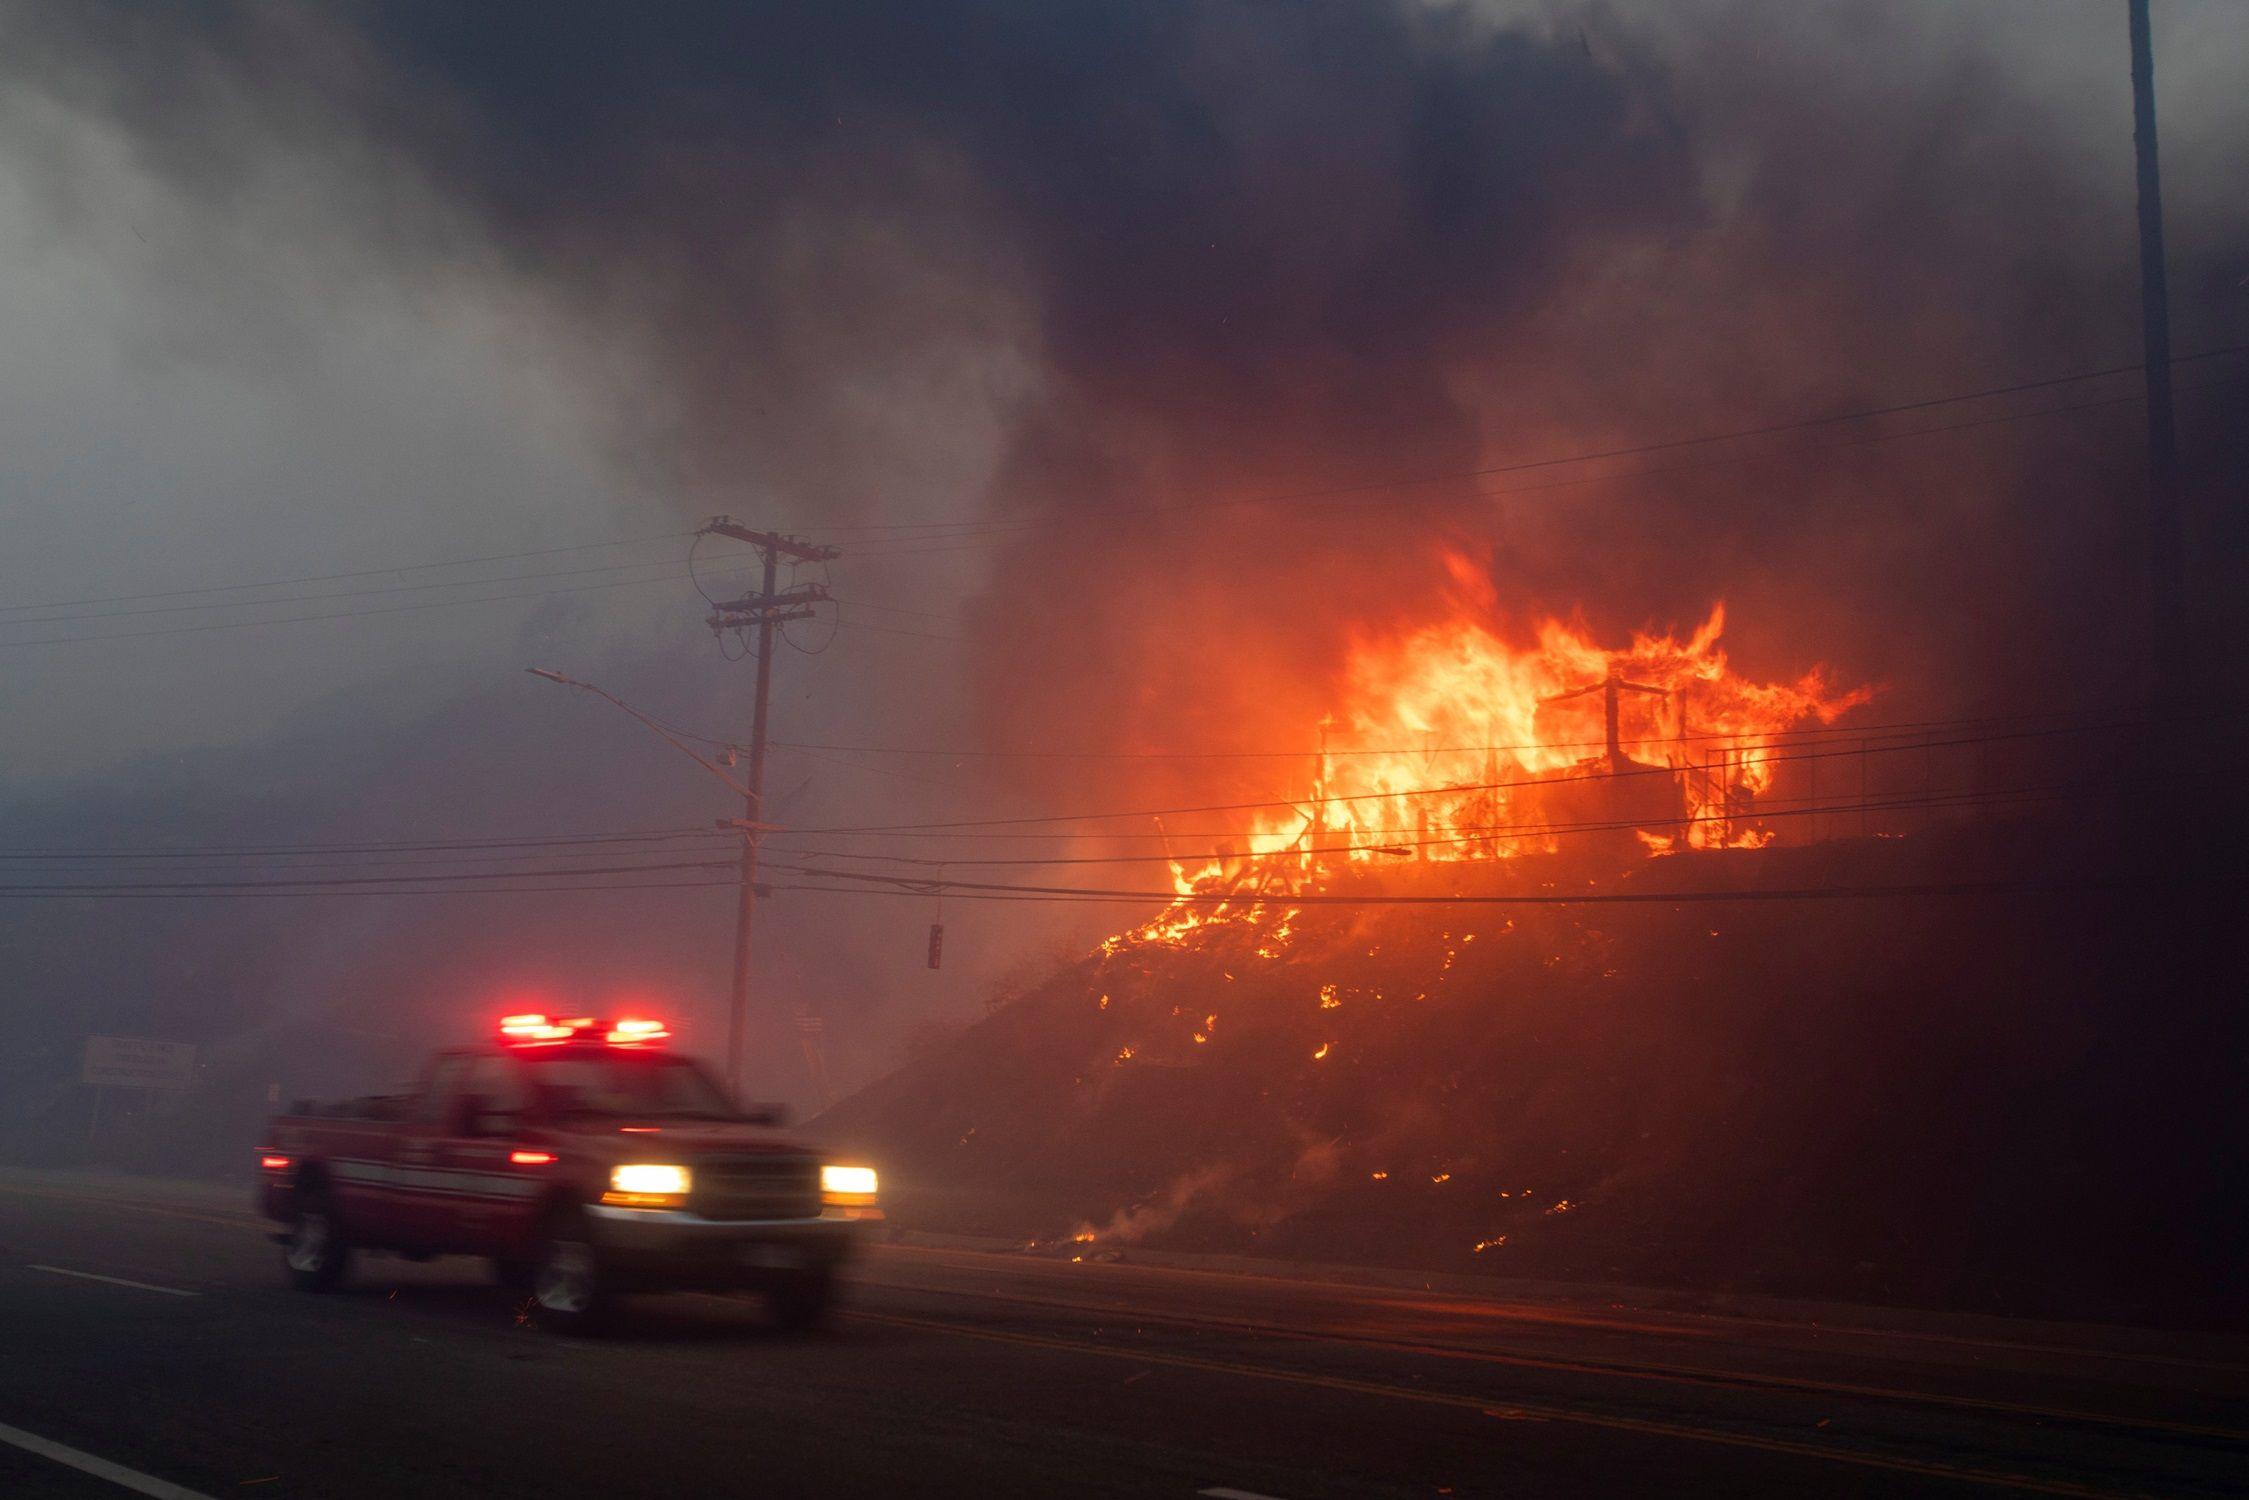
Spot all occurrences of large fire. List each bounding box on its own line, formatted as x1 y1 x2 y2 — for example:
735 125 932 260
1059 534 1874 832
1142 562 1870 930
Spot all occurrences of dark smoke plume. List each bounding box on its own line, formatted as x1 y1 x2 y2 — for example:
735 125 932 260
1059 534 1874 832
2 2 2245 1145
16 3 2245 800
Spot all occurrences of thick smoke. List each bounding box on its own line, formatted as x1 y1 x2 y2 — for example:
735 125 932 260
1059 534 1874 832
2 2 2245 1152
56 3 2233 786
13 3 2247 770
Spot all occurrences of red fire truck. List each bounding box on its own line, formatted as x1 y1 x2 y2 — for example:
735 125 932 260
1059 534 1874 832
255 1013 879 1332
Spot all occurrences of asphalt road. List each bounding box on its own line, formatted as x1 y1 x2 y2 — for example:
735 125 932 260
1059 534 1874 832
0 1173 2244 1499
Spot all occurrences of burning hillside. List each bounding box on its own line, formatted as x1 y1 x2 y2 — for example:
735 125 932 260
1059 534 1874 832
817 605 2246 1326
819 804 2248 1325
1127 578 1870 960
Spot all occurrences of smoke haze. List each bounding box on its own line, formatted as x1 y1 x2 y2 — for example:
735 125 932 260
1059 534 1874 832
2 1 2245 1150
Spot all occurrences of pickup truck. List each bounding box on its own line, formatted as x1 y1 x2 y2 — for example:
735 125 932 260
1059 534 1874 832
255 1013 879 1332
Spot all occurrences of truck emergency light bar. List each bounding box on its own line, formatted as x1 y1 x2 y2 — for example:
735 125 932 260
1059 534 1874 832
498 1014 672 1047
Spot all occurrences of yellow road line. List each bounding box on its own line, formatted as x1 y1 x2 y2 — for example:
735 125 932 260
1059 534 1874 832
852 1309 2152 1499
857 1271 2247 1445
873 1243 2249 1376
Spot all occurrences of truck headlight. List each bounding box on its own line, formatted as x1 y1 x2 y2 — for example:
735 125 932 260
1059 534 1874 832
604 1162 692 1208
821 1163 878 1205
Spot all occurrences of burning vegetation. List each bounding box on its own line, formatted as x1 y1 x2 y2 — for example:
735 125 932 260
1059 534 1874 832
1118 574 1871 961
821 795 2247 1325
826 599 1901 1270
816 582 2242 1322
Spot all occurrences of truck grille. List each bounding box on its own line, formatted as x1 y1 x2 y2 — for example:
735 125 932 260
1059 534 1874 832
691 1153 819 1221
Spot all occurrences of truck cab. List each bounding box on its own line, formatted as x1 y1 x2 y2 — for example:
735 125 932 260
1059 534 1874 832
258 1013 879 1331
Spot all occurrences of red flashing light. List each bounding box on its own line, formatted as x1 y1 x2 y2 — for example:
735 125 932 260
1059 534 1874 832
509 1150 557 1166
500 1012 673 1048
499 1013 575 1042
259 1154 291 1171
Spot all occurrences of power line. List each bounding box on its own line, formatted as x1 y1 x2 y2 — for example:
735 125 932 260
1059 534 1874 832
829 368 2249 566
0 877 748 902
0 779 2032 879
4 764 2217 902
790 346 2249 548
0 856 733 895
0 847 737 876
0 708 2101 862
9 359 2241 649
3 552 720 629
18 344 2231 626
0 529 696 616
825 595 961 622
829 613 970 646
764 876 2238 908
767 784 2082 871
0 781 2062 873
8 866 2231 908
766 707 2081 763
0 826 726 860
0 562 759 650
788 368 2249 597
780 715 2199 836
3 710 2130 869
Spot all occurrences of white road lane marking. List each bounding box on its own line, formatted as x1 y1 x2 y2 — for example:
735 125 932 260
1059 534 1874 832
0 1420 219 1499
28 1265 198 1298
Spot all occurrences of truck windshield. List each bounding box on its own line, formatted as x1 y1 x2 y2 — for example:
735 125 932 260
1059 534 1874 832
522 1054 737 1120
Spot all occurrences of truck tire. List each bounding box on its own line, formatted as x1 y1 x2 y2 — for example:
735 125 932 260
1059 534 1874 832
285 1194 352 1292
767 1266 836 1331
529 1206 609 1334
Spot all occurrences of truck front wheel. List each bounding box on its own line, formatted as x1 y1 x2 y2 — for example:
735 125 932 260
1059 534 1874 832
285 1194 352 1292
530 1207 609 1334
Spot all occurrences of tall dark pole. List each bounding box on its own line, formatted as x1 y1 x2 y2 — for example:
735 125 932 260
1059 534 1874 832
727 544 779 1103
700 519 838 1103
2128 0 2185 701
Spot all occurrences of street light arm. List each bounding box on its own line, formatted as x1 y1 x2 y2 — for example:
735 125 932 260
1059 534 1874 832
525 667 758 803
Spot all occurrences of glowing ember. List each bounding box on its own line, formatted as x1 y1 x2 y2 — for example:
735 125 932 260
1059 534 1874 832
1311 1042 1331 1060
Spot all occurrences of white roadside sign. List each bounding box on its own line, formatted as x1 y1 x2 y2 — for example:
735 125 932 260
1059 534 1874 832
82 1036 197 1091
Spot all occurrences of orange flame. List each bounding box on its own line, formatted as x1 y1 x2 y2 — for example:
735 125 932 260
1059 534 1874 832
1162 580 1868 906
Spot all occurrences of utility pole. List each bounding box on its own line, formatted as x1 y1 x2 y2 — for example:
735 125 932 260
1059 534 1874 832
2128 0 2185 702
699 518 839 1102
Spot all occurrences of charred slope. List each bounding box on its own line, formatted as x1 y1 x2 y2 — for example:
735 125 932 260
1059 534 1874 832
820 810 2248 1326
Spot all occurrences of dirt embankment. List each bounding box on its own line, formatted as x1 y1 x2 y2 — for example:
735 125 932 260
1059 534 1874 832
818 819 2249 1329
